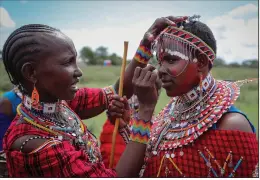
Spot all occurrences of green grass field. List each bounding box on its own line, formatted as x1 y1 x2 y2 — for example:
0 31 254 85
0 63 258 138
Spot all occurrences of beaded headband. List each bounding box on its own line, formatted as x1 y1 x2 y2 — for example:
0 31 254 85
154 15 216 65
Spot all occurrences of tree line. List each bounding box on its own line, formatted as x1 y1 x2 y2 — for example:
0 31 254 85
213 58 258 68
79 46 123 65
0 48 258 68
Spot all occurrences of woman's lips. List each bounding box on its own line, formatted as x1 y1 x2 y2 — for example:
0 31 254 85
71 80 79 91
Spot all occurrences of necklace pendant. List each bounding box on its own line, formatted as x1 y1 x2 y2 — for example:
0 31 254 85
43 103 56 114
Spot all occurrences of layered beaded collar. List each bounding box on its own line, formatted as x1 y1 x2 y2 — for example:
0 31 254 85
148 74 240 155
172 73 216 122
20 95 101 163
179 73 215 104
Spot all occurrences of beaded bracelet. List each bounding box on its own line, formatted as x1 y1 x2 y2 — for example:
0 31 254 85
129 116 152 144
102 85 117 109
134 44 153 64
119 125 131 144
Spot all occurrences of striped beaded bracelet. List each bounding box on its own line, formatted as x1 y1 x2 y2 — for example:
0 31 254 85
119 125 131 144
102 85 117 109
134 44 153 64
129 116 152 144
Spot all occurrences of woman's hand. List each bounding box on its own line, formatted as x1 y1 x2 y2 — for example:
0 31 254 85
107 95 131 129
141 16 188 48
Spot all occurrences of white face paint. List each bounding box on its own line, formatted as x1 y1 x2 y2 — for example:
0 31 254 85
164 48 189 61
162 48 198 63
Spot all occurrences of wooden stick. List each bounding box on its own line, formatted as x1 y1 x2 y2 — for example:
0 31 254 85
109 41 129 168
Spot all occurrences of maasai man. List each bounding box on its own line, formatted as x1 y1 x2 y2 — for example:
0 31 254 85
108 15 258 177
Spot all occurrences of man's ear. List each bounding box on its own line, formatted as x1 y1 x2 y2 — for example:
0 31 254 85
197 54 209 72
21 62 37 84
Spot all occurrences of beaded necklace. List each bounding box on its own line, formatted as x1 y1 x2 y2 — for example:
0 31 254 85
18 96 101 163
139 75 247 177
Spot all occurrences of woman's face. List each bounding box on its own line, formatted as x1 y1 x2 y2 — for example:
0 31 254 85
157 42 200 97
33 33 82 102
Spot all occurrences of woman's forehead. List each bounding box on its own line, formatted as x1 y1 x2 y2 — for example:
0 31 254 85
42 32 77 56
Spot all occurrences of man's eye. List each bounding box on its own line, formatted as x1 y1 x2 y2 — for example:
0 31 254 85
167 59 178 64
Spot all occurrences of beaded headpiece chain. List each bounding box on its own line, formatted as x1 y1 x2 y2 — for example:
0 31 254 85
152 15 216 77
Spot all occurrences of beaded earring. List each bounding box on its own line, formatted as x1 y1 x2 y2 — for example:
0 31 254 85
31 83 39 107
199 73 204 107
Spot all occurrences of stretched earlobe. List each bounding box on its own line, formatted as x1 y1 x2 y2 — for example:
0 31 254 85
197 54 209 72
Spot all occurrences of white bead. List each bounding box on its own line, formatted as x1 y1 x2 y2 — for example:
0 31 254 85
58 136 63 140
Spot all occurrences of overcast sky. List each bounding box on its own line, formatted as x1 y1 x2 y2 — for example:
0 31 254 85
0 0 258 63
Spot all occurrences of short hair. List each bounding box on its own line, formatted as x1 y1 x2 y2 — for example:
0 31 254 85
2 24 62 93
182 21 217 68
182 21 217 54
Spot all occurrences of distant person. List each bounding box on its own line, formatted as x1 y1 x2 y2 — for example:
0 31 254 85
0 87 22 177
0 87 22 150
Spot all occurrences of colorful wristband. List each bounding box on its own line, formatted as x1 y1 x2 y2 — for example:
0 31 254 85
119 125 131 144
130 116 152 144
102 85 117 109
134 44 153 64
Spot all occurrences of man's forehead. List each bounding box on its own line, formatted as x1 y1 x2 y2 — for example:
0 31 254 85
160 38 187 51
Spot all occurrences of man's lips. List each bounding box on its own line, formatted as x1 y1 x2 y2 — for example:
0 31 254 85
161 80 173 88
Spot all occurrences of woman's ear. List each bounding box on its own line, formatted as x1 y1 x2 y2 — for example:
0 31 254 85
21 62 37 84
197 54 209 72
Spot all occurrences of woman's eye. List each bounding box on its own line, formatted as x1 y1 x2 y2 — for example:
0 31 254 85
63 58 74 65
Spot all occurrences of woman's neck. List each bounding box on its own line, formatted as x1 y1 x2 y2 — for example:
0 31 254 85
177 73 216 105
22 95 61 114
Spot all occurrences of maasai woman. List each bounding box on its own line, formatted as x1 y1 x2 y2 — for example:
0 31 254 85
1 24 164 177
108 16 259 177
